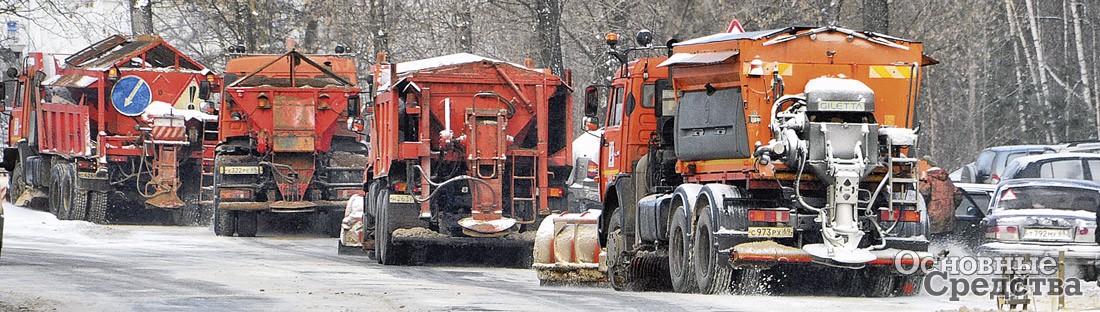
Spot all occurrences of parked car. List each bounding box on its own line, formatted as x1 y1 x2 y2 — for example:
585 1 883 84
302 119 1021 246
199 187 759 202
565 129 603 212
1001 153 1100 182
980 179 1100 280
955 145 1055 184
1052 141 1100 154
954 183 996 245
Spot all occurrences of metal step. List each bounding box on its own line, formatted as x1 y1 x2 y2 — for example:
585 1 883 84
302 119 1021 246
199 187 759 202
892 178 918 183
891 157 919 163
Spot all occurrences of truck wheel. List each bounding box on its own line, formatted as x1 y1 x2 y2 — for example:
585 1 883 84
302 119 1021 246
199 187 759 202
605 208 631 291
87 191 108 224
693 208 734 294
56 167 75 220
668 207 697 293
376 189 400 265
236 211 258 237
213 207 237 236
71 189 88 221
8 163 24 204
173 165 202 226
48 165 61 217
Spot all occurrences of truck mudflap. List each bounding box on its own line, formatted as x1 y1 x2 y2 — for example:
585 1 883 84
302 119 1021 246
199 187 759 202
728 240 934 270
532 209 606 284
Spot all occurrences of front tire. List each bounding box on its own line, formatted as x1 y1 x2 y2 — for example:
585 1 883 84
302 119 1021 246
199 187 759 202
605 208 631 291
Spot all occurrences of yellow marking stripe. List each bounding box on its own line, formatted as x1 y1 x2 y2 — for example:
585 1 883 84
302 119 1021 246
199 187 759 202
869 66 912 79
742 62 793 76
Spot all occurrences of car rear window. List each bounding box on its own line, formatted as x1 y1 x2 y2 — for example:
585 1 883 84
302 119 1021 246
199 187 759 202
994 152 1031 177
1035 160 1084 180
997 185 1100 212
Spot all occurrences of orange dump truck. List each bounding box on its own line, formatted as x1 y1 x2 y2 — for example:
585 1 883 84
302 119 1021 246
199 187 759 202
2 34 219 225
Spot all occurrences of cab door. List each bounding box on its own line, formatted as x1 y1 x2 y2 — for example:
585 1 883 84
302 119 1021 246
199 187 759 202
598 84 626 196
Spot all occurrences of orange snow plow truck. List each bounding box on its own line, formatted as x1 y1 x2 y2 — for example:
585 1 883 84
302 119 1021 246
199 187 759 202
211 47 366 237
339 53 573 266
535 26 938 296
1 34 219 225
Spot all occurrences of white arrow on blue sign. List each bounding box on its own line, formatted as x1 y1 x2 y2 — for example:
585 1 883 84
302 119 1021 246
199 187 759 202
110 75 152 116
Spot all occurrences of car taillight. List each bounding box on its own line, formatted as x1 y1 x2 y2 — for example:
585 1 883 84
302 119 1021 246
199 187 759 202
986 225 1019 241
1075 222 1095 243
587 160 598 179
748 209 790 223
879 209 921 222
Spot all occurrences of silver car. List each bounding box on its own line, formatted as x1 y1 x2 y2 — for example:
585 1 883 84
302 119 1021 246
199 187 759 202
980 179 1100 280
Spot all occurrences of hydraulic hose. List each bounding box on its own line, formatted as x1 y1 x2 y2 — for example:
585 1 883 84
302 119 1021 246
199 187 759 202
411 164 497 203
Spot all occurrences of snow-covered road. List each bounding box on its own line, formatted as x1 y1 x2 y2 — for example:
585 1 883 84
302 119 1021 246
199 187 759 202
0 203 1095 311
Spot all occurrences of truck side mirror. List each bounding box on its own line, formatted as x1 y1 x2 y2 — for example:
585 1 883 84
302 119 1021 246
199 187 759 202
347 96 361 118
198 81 211 100
5 67 17 78
584 85 599 117
584 116 599 131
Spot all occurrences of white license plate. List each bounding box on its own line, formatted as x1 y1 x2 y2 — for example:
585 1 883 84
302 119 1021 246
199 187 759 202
1024 228 1072 240
389 194 415 204
748 227 794 238
221 166 262 175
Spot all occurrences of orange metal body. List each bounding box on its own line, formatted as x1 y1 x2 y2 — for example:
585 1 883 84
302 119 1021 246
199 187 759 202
666 29 931 184
217 52 362 203
368 57 571 229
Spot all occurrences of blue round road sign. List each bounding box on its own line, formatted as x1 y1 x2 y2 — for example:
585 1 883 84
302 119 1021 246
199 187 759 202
111 75 152 116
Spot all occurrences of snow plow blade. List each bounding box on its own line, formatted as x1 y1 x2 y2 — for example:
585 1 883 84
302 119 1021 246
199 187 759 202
385 229 536 267
145 192 184 209
533 210 606 285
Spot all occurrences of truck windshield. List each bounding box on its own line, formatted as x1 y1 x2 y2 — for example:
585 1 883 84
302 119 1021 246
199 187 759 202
996 185 1100 213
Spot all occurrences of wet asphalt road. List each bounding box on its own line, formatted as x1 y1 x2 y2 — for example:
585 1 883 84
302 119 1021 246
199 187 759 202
0 203 1092 312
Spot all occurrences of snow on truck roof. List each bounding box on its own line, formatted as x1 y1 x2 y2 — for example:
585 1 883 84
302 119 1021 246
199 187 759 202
395 53 531 74
673 26 920 46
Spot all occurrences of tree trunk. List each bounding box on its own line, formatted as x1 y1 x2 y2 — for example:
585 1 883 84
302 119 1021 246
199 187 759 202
861 0 888 33
534 0 564 75
1070 0 1097 138
1023 0 1056 143
455 5 473 53
129 0 154 35
823 0 845 26
368 0 390 58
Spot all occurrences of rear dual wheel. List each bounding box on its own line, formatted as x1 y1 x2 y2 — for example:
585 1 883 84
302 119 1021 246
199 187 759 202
693 208 734 294
668 207 697 293
48 164 77 220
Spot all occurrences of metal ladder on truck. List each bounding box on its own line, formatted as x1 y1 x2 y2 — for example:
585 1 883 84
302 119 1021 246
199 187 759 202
510 150 538 224
885 139 921 220
198 121 219 209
